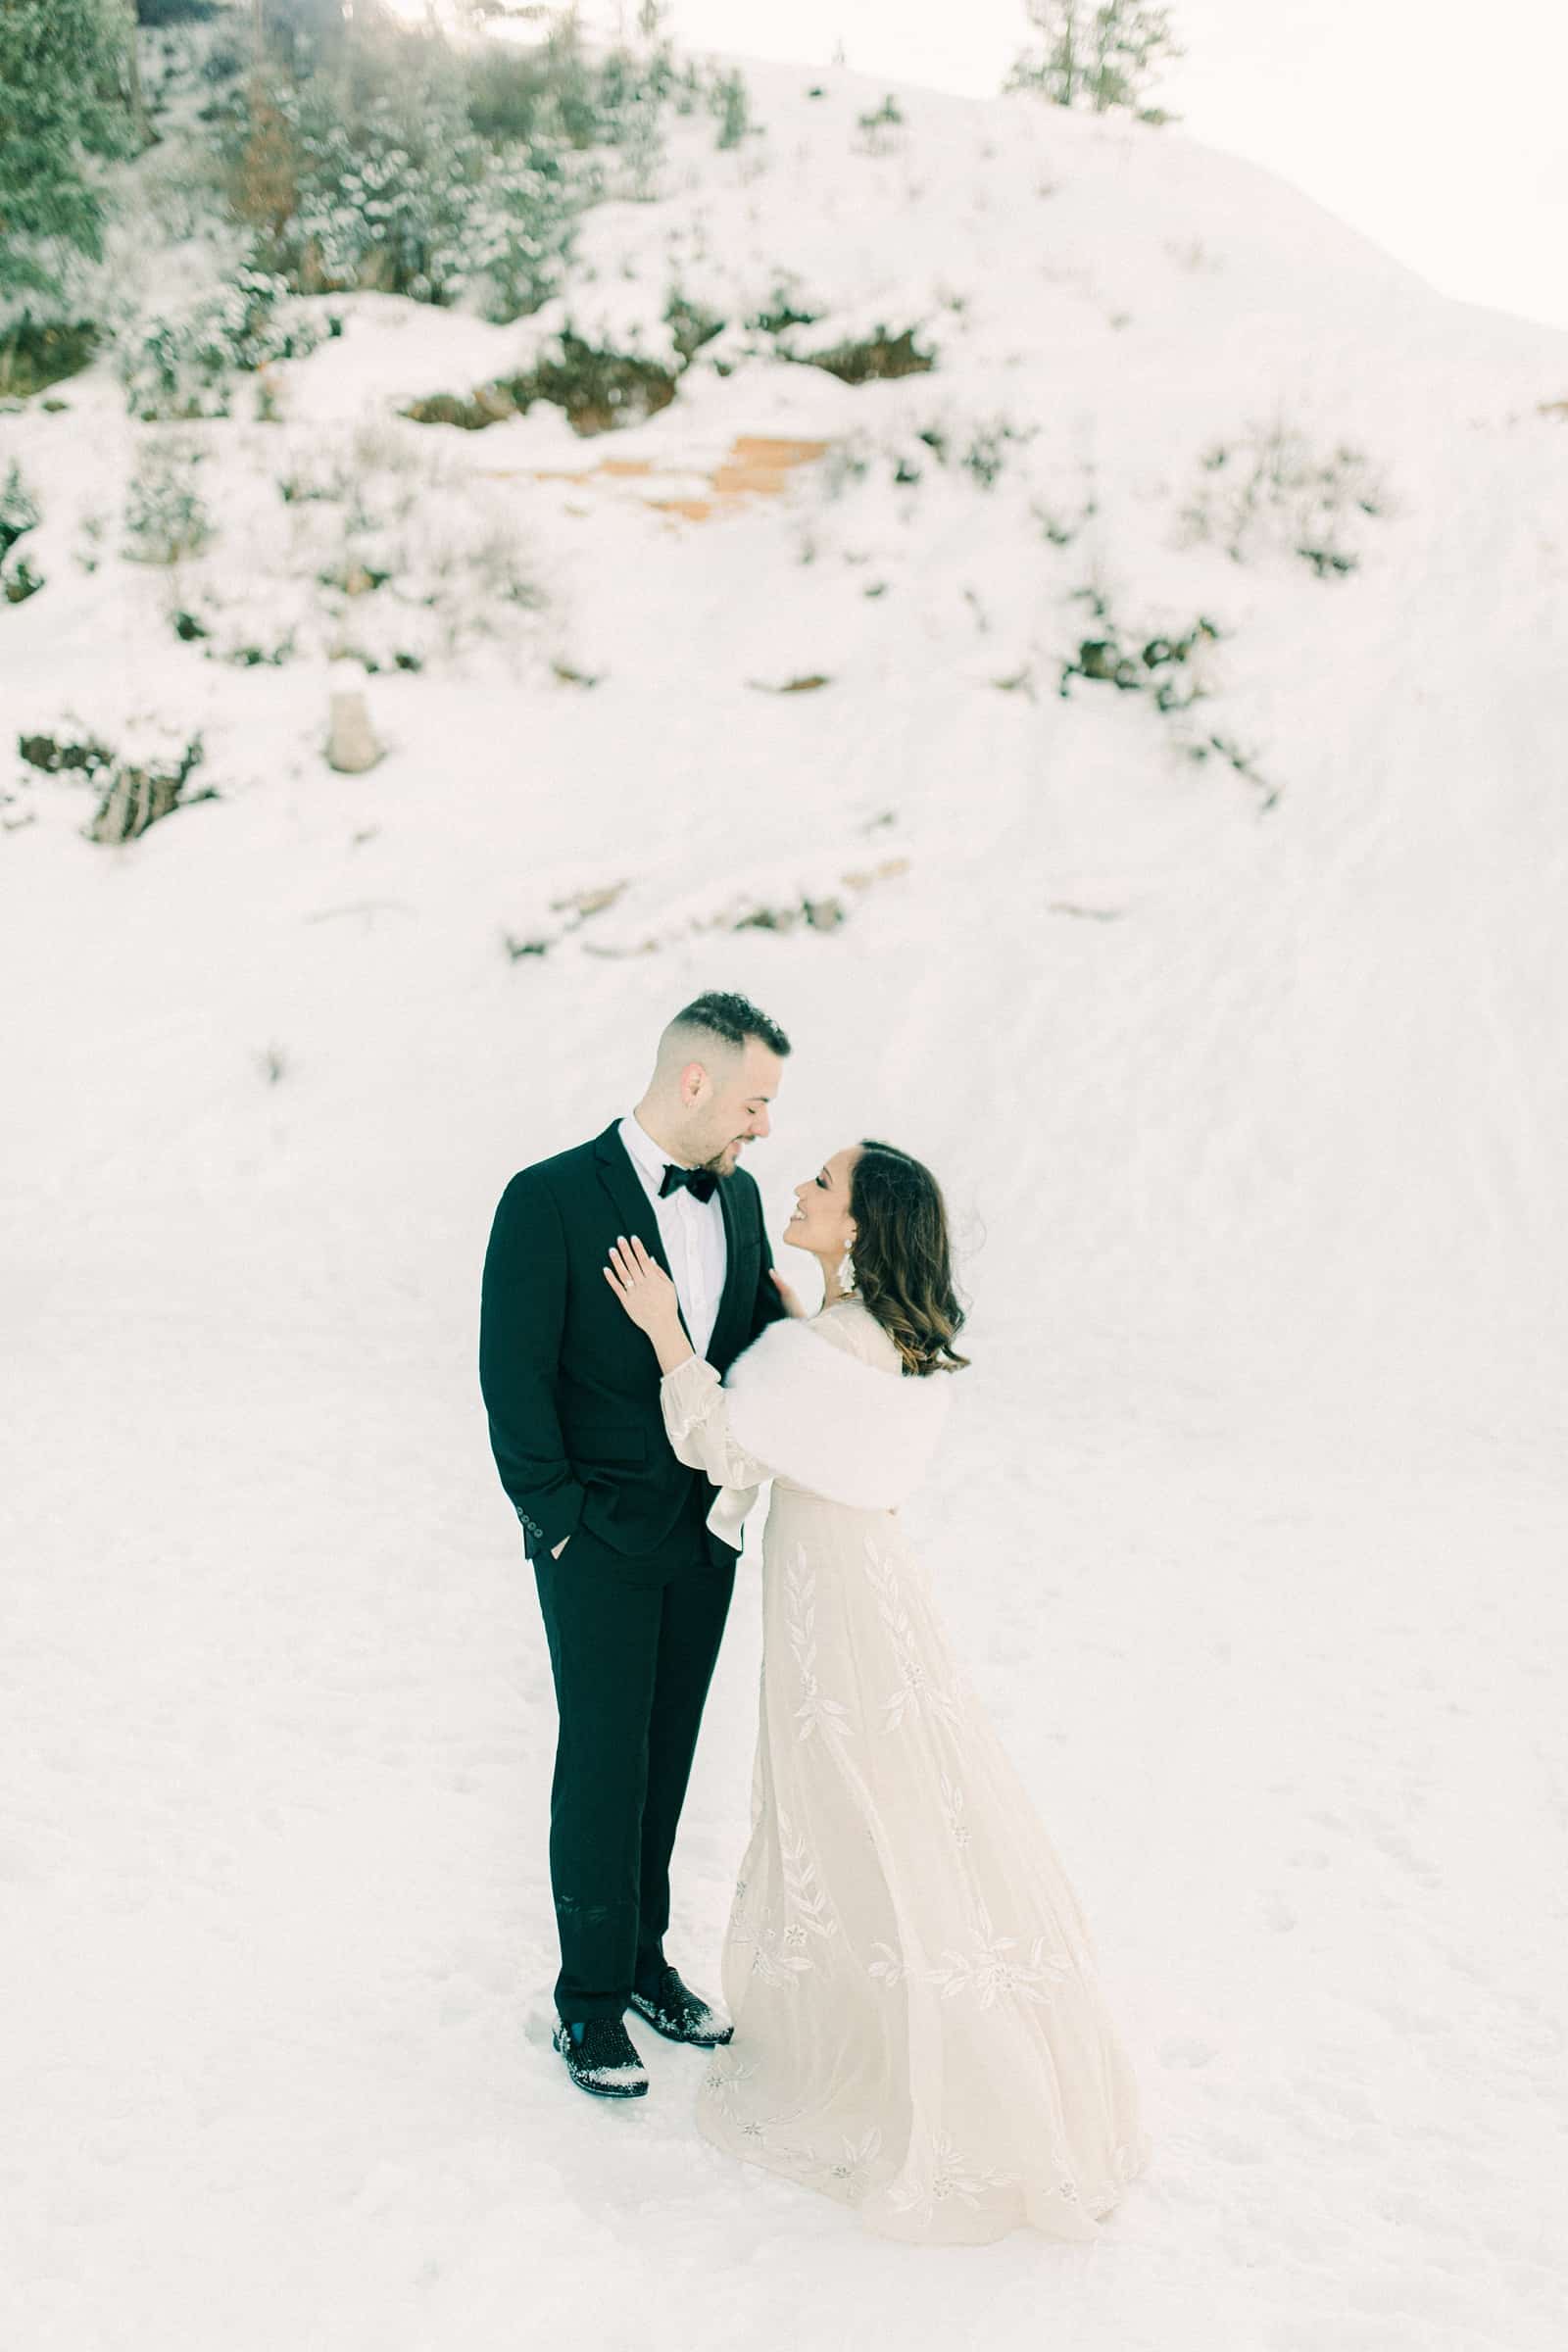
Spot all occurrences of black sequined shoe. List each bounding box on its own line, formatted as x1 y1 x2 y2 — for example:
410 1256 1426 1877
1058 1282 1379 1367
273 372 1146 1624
552 2017 650 2099
628 1965 733 2048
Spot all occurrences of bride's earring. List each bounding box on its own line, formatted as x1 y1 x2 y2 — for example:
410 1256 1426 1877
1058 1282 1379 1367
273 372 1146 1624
836 1235 858 1297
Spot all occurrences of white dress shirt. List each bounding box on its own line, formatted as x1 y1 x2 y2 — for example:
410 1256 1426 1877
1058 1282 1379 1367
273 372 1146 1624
616 1111 728 1360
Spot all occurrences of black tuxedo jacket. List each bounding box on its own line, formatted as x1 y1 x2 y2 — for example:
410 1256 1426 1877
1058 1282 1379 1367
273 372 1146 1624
479 1120 785 1562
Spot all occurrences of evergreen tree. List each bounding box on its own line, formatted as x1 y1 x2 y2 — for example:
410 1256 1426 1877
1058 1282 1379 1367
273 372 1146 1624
1005 1 1181 120
262 0 349 78
117 0 151 148
710 67 750 151
0 0 139 297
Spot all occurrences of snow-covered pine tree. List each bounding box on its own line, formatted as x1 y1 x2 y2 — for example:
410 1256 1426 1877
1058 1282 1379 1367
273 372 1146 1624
117 0 150 149
0 0 139 297
256 0 348 69
709 68 750 150
1005 1 1182 120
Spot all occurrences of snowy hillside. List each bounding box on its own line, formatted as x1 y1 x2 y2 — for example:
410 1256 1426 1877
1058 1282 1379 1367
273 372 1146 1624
3 29 1566 2352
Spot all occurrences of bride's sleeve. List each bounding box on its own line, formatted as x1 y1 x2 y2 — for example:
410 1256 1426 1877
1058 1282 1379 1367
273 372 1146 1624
660 1353 774 1488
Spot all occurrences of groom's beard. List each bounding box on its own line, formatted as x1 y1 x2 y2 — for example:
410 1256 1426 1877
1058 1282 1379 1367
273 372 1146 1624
699 1143 744 1179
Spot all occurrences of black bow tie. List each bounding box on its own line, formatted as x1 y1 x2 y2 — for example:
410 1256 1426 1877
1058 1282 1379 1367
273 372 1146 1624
660 1162 718 1203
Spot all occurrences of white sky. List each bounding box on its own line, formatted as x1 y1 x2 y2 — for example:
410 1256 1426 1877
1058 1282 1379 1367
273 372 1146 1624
589 0 1568 334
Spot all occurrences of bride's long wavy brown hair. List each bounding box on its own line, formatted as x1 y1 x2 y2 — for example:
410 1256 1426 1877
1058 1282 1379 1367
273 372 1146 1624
849 1141 970 1378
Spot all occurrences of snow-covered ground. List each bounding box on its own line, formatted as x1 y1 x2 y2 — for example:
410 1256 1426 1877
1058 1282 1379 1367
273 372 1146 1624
3 49 1566 2352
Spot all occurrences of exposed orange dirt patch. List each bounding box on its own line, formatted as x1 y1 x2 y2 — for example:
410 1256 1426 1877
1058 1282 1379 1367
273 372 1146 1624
479 435 831 522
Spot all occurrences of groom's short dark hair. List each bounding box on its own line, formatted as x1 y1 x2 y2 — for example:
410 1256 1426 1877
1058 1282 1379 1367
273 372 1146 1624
671 991 791 1059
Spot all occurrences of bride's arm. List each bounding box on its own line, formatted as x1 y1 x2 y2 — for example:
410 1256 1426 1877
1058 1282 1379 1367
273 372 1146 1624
659 1352 774 1488
603 1235 774 1488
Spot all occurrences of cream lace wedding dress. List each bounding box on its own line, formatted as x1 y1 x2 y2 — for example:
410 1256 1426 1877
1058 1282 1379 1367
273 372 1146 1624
660 1299 1149 2246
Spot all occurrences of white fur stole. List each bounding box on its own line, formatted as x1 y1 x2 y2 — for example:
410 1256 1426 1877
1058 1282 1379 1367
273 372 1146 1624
721 1314 951 1511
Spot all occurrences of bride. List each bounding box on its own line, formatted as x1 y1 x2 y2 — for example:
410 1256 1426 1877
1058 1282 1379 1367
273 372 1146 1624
603 1139 1148 2246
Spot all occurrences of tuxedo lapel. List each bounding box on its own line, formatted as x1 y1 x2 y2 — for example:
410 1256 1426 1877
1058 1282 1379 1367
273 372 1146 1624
591 1121 673 1277
707 1172 756 1365
715 1173 742 1289
591 1121 757 1364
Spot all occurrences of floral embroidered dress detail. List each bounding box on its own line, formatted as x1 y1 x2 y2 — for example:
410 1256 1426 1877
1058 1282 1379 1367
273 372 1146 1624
660 1300 1149 2246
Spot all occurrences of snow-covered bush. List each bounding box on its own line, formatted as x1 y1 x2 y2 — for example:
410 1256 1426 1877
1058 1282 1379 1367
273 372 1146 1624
1 461 41 560
0 461 44 604
855 94 906 155
234 16 677 308
466 41 561 145
1052 593 1272 799
594 47 668 200
1180 422 1391 578
483 15 604 150
1059 606 1219 710
201 33 247 87
1032 473 1100 546
784 323 937 383
471 148 586 323
404 331 679 437
749 280 822 336
663 290 726 365
885 414 1033 490
734 893 847 934
0 315 100 398
521 331 676 432
164 423 544 675
709 68 751 150
17 726 115 785
122 438 214 564
221 17 741 317
135 140 230 244
1 551 44 608
315 455 543 673
116 269 324 420
819 438 874 499
265 61 485 304
958 422 1021 490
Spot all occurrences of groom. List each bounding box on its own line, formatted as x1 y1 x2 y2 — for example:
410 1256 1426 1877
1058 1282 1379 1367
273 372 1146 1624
479 991 791 2100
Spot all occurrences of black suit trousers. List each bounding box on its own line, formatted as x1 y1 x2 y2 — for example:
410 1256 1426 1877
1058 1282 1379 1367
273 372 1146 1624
533 1508 736 2021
